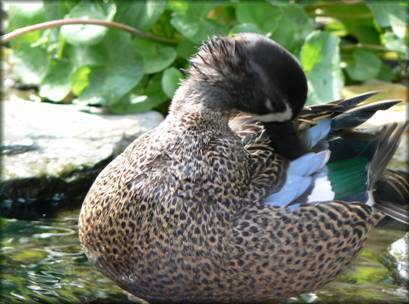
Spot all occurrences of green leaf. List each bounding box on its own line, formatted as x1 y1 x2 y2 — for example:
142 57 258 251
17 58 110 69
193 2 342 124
320 3 379 44
324 18 347 36
61 1 116 46
109 74 168 113
41 1 74 50
377 63 395 82
300 36 322 73
114 0 167 31
7 3 46 45
343 19 380 45
382 32 407 55
170 2 227 43
43 0 79 20
300 31 343 105
176 39 197 60
66 44 106 67
78 65 142 106
134 38 177 74
271 21 299 51
70 66 91 96
389 14 407 39
77 31 143 106
274 4 314 51
236 2 281 33
162 67 182 98
229 23 262 35
171 16 220 43
7 2 46 31
367 2 408 38
236 3 313 52
346 50 382 82
10 45 50 84
39 59 74 101
180 2 214 18
167 0 189 14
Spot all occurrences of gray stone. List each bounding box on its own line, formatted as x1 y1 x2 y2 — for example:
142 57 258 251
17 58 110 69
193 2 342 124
1 98 163 218
386 232 409 285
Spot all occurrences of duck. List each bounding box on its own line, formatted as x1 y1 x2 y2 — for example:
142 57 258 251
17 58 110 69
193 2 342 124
79 33 408 303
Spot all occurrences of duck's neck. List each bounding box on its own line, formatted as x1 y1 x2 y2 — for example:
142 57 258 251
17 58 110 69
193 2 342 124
168 79 232 130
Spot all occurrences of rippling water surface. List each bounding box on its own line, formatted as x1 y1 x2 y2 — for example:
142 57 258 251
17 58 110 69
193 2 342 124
1 209 408 304
1 211 131 303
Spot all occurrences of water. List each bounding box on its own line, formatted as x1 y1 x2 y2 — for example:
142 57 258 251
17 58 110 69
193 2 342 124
1 209 408 304
0 211 131 304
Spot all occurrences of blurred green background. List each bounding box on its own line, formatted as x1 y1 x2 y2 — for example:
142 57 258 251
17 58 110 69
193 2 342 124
4 0 407 114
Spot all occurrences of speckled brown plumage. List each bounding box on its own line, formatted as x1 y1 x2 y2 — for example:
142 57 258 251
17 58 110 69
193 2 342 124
79 34 391 303
79 111 381 302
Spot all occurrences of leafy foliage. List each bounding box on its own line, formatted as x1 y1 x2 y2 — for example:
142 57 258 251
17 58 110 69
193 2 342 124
6 0 408 112
301 31 343 103
60 1 116 46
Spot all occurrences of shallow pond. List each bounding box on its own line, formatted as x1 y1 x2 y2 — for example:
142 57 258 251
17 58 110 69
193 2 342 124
1 209 408 304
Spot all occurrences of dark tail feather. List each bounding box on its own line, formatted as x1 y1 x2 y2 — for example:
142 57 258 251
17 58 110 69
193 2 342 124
374 170 409 224
299 91 400 132
331 100 401 131
332 90 381 109
368 123 409 224
367 123 408 189
300 90 381 117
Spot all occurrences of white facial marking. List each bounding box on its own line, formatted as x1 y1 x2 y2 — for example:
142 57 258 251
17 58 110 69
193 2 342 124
251 102 293 122
265 98 274 111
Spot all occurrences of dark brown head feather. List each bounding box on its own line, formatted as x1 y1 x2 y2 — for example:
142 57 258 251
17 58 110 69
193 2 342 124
183 34 308 120
188 36 250 83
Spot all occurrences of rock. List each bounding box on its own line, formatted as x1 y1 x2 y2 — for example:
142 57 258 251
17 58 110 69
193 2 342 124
385 233 409 286
1 98 163 219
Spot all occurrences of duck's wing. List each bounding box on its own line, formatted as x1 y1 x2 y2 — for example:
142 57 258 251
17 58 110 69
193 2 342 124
264 118 334 207
264 91 404 208
229 124 406 299
228 94 406 299
326 123 407 201
230 93 407 223
265 118 408 223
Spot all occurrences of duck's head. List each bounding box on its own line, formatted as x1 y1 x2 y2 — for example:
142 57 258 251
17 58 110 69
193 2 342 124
185 33 308 122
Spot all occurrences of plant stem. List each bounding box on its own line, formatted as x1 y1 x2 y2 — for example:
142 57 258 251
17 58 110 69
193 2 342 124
0 18 179 45
341 43 391 52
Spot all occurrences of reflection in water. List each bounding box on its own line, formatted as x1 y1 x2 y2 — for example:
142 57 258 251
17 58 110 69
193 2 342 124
1 211 132 304
1 210 408 303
